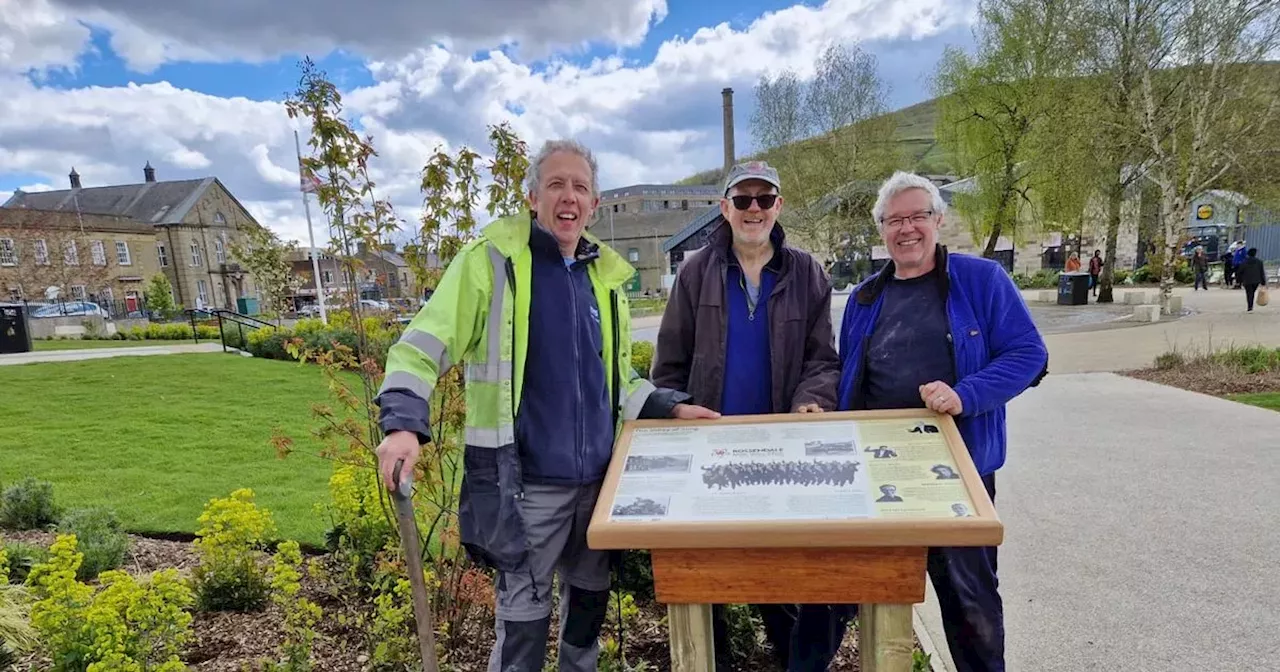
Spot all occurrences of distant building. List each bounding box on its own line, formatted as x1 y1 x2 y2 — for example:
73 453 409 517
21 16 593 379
594 184 721 294
2 164 263 311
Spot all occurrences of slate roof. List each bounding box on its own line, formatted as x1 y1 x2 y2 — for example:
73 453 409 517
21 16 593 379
662 205 721 253
2 177 215 225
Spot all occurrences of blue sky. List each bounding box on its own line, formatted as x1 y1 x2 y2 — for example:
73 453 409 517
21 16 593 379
0 0 977 244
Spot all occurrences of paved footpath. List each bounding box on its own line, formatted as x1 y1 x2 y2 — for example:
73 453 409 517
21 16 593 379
0 342 223 366
918 286 1280 671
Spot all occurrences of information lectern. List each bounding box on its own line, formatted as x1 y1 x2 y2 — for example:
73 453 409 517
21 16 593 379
587 409 1002 672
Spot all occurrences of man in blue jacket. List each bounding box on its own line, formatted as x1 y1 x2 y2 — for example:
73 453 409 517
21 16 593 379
834 171 1048 672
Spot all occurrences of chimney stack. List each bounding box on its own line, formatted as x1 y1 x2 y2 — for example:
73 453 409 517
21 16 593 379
721 87 735 177
69 167 81 189
144 161 156 183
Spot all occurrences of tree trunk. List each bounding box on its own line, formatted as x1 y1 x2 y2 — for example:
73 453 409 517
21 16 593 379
1158 186 1182 314
982 224 1002 259
1097 174 1125 303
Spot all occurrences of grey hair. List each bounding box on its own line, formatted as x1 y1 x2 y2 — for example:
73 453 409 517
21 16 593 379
871 171 947 225
526 138 600 196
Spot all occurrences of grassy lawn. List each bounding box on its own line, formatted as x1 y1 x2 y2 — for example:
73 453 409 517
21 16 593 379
1227 392 1280 411
33 339 194 351
1 354 351 546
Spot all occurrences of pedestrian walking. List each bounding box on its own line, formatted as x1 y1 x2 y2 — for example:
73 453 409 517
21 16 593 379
1088 250 1103 297
1236 247 1268 312
1191 247 1210 291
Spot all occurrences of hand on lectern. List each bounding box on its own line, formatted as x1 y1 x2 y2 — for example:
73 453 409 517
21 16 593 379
672 403 720 420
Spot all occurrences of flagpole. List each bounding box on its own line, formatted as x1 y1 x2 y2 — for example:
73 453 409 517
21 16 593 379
295 129 328 324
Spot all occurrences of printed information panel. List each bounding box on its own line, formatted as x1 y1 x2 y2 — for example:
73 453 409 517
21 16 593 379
608 416 975 523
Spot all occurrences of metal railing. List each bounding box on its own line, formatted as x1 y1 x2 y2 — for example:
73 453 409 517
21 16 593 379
184 308 274 353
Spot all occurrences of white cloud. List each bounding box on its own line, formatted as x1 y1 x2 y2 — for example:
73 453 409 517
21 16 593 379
0 0 92 74
0 0 974 249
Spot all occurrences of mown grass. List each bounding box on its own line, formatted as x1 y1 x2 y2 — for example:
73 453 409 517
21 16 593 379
32 339 193 351
1227 392 1280 411
0 354 342 546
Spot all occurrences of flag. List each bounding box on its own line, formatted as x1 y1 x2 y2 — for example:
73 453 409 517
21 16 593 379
300 169 322 194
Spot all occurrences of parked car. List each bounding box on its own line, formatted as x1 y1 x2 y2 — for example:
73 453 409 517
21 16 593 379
29 301 109 319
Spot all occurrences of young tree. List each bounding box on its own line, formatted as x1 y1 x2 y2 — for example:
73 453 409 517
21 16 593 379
1130 0 1280 311
935 0 1091 258
0 210 119 302
228 224 298 323
144 273 176 319
750 43 901 268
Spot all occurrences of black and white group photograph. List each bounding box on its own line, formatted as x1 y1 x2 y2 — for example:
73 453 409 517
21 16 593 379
804 439 857 456
700 459 861 490
611 496 670 518
624 453 694 474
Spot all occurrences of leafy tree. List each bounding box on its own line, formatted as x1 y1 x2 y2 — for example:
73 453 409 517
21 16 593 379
1129 0 1280 310
750 44 901 267
228 224 297 323
144 273 176 319
934 0 1091 257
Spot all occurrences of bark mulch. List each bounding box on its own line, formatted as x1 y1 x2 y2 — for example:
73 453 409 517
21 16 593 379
1124 361 1280 397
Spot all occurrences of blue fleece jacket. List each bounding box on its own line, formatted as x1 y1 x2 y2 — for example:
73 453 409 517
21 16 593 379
516 225 616 485
837 247 1049 475
720 259 778 415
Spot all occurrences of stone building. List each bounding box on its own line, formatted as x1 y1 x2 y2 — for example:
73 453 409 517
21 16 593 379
591 184 721 294
2 164 262 311
0 208 162 312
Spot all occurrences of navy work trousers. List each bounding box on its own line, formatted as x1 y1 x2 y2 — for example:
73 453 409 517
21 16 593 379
795 473 1005 672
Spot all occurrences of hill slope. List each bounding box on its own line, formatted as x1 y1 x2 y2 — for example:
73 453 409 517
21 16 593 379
678 96 951 186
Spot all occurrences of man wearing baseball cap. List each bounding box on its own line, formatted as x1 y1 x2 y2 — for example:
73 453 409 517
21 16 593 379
651 161 842 670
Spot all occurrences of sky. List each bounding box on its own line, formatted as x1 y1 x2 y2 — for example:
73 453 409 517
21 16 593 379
0 0 978 247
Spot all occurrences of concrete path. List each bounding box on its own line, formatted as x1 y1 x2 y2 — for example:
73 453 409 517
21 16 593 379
0 342 223 366
915 372 1280 671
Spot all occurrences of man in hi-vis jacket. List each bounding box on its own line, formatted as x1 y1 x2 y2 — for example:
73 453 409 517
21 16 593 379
374 139 718 672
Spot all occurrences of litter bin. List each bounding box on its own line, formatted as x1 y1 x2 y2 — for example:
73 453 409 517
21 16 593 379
1058 272 1090 306
236 296 260 315
0 303 34 354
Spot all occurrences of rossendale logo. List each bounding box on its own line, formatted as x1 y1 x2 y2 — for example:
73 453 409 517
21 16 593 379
713 447 784 458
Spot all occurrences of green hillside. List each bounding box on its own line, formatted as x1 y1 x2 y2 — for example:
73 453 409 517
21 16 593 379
679 95 952 186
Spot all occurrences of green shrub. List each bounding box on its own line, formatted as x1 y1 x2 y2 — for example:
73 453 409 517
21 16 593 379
57 508 129 580
192 489 276 612
1174 264 1194 285
0 582 38 663
1154 352 1186 371
263 541 322 672
1131 265 1155 284
631 340 655 379
27 535 194 671
1 542 47 585
1012 270 1060 290
1112 268 1130 285
1211 346 1280 374
0 478 60 530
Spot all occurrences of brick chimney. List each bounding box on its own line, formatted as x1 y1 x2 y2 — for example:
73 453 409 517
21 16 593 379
144 161 156 183
69 167 81 189
722 87 735 177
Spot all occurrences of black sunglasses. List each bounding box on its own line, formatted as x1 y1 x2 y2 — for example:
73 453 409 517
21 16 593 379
729 194 779 210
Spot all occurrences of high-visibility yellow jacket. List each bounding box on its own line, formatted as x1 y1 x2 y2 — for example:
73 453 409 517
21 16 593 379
377 210 687 570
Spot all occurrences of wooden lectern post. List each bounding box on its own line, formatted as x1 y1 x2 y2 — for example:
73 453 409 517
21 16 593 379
589 411 1002 672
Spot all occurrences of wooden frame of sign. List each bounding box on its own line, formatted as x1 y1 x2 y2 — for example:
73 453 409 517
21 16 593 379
587 409 1002 672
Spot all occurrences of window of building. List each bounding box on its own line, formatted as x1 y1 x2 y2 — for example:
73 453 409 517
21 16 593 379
100 287 114 305
628 247 640 263
663 200 670 209
115 241 132 265
34 239 49 265
197 280 208 305
322 270 333 284
214 212 227 226
64 240 79 265
612 204 618 213
71 285 86 300
215 239 225 264
682 200 689 210
6 286 21 301
91 240 107 266
190 242 202 267
157 243 168 267
0 238 15 266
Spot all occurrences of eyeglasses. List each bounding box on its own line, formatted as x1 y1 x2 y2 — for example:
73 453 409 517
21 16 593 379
729 194 779 210
880 210 935 229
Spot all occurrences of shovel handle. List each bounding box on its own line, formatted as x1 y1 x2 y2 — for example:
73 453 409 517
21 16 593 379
392 458 414 499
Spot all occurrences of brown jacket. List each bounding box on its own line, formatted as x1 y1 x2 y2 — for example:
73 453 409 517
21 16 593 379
651 219 840 413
